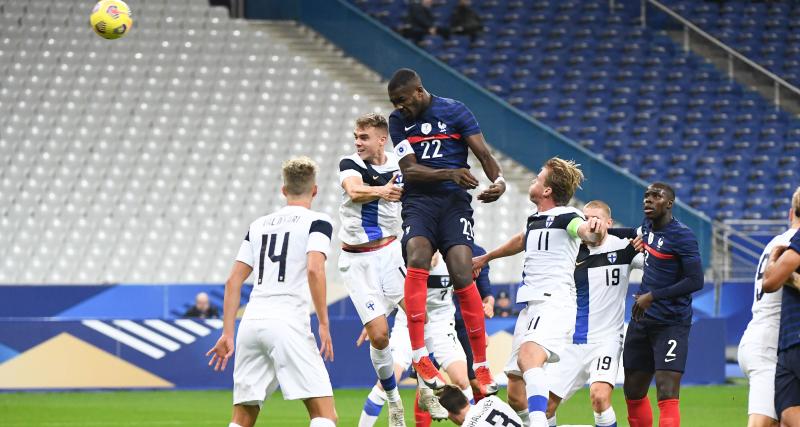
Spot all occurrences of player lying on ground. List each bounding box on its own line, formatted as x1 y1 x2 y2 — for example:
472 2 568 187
473 157 607 426
545 200 643 427
339 113 407 426
207 157 338 427
738 186 800 427
437 384 524 426
387 68 504 394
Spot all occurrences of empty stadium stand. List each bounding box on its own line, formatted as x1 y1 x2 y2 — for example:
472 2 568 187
354 0 800 223
0 0 531 284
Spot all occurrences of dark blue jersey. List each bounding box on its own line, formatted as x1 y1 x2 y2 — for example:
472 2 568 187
780 230 800 351
389 95 481 195
639 217 703 325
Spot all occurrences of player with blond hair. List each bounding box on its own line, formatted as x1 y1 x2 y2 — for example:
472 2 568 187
473 157 607 426
207 157 338 427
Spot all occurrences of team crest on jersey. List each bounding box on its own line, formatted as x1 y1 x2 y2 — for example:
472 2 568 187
657 237 664 248
421 123 432 135
441 277 450 287
545 216 554 228
607 252 617 264
647 232 654 245
438 121 447 131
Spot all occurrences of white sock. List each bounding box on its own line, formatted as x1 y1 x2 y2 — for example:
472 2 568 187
594 406 617 426
412 347 429 363
517 409 531 427
358 385 386 427
309 417 336 427
461 386 475 405
229 424 243 427
547 415 557 426
370 345 400 401
523 367 549 426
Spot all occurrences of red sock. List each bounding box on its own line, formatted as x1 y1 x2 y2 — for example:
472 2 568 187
405 267 429 351
626 396 654 427
414 389 432 427
473 386 485 403
454 283 487 363
658 399 680 427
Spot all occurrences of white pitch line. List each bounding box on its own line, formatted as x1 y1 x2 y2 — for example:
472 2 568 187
174 319 211 336
143 319 196 344
112 320 181 352
81 320 165 359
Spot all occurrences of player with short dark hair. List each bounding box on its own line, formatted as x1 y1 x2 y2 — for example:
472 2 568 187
612 182 704 427
387 68 505 395
437 384 523 426
762 186 800 427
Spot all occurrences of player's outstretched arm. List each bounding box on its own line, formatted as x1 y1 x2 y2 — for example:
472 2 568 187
464 133 506 203
763 245 800 293
207 260 252 371
308 251 334 362
573 217 608 244
472 232 525 275
342 175 402 203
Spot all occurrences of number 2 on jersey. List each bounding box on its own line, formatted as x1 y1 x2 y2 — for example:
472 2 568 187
258 232 289 284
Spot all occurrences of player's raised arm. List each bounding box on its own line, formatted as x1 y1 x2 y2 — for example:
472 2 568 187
463 134 506 203
572 216 608 244
472 232 525 274
763 241 800 293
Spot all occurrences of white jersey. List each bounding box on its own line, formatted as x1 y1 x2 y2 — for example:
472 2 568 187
573 235 644 344
517 206 585 303
338 152 402 245
740 228 795 348
236 206 334 322
427 258 454 324
463 395 523 427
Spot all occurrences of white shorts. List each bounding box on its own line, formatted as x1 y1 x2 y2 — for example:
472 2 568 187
391 309 412 371
547 338 623 400
339 239 405 325
233 318 332 405
504 300 576 377
738 340 778 419
425 319 467 370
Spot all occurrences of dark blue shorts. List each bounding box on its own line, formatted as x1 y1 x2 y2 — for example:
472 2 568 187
776 346 800 419
454 316 476 380
400 191 475 257
623 318 690 373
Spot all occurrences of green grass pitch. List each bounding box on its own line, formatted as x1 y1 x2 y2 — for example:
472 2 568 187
0 385 747 426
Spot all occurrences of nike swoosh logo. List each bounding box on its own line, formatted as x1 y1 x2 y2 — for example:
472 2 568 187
411 313 424 319
576 260 587 266
469 328 481 333
664 357 676 362
372 175 379 180
404 124 416 131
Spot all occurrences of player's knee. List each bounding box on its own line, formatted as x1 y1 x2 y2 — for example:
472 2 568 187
449 269 473 289
589 387 612 412
655 381 679 400
370 331 390 349
406 250 432 270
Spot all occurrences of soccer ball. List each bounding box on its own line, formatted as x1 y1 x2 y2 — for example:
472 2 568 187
90 0 133 40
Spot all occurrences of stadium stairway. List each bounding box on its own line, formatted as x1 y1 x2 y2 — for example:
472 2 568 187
0 0 532 285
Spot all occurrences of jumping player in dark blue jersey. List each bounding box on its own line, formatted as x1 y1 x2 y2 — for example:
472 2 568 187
763 220 800 427
612 182 704 427
387 68 505 396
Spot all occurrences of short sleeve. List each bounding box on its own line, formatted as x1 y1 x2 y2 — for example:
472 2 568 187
453 101 481 137
789 229 800 255
339 158 362 184
388 112 406 146
236 231 254 267
308 218 333 258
